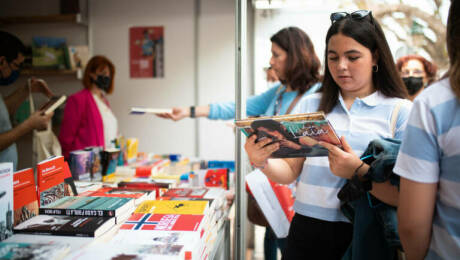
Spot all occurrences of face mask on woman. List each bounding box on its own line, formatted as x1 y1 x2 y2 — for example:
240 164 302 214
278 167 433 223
402 76 424 95
92 75 111 93
0 70 20 86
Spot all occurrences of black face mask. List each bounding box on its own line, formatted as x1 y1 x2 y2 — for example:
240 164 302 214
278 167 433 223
402 76 424 96
92 75 111 93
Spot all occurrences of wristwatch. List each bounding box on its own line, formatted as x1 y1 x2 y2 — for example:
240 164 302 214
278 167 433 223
190 106 196 118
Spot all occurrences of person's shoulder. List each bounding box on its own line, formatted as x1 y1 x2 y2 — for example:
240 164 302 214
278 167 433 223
295 92 322 113
416 78 454 107
68 88 91 103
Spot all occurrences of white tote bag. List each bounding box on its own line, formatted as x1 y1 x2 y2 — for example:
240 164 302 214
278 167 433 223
28 80 62 165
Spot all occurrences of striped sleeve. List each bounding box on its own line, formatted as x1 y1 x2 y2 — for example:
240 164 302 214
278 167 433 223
394 98 440 183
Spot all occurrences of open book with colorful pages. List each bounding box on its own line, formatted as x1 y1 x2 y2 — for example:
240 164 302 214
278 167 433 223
235 112 342 158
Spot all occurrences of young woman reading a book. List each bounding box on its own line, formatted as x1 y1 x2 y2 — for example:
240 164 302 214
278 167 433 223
395 1 460 259
245 11 412 259
59 56 118 160
158 27 322 260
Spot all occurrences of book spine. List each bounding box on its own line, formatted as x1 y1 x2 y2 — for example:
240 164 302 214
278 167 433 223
14 229 94 237
39 208 115 217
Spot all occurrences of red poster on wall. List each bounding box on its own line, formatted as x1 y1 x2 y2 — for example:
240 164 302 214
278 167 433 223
129 26 164 78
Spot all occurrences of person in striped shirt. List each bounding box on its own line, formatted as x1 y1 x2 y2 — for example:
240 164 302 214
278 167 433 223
245 10 412 259
395 1 460 259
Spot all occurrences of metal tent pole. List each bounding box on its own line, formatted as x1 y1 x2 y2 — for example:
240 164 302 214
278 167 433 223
234 0 247 259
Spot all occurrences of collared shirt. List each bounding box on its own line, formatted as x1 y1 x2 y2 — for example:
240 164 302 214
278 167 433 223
394 78 460 259
292 91 412 222
0 95 17 170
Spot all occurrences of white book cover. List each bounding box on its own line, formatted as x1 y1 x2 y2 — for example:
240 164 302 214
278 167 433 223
245 169 295 238
0 162 13 241
68 243 187 260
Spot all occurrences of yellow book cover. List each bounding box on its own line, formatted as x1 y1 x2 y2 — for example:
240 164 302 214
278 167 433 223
134 200 209 215
126 138 139 162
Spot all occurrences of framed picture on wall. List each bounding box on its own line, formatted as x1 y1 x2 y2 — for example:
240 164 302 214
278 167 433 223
129 26 164 78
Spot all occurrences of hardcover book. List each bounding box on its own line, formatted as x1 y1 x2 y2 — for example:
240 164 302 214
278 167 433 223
0 163 13 241
39 196 134 218
235 112 342 157
13 168 38 226
36 156 67 207
0 242 70 260
134 200 209 215
13 215 115 238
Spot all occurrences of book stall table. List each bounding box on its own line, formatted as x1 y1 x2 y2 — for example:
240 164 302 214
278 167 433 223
4 154 234 260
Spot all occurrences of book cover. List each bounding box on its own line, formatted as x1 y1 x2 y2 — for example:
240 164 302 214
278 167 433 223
126 138 138 164
36 156 67 207
13 168 38 227
0 163 13 241
39 196 134 218
235 112 342 158
67 243 186 260
32 37 67 69
120 213 204 232
161 187 209 198
68 150 92 181
0 242 70 260
100 148 120 181
246 169 295 238
80 187 154 205
63 161 77 196
13 215 115 238
67 45 89 70
195 169 229 189
129 107 172 115
84 146 103 181
134 200 209 215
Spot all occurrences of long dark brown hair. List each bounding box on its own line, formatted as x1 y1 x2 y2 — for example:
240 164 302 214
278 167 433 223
270 27 321 94
447 0 460 99
319 13 408 113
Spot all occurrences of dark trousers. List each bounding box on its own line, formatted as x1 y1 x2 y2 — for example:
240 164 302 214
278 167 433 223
264 226 287 260
282 213 353 260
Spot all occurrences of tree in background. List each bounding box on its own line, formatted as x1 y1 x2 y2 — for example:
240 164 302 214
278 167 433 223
343 0 449 71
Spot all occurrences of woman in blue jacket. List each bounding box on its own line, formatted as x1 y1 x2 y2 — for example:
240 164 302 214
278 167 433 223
157 27 322 260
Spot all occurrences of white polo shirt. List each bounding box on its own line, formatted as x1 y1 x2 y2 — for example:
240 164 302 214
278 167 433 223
292 91 412 222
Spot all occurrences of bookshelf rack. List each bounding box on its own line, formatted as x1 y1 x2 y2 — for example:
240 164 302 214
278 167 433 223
21 68 83 79
0 13 87 26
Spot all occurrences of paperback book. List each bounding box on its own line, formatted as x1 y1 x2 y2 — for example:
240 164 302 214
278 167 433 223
235 112 342 158
134 200 209 215
68 149 92 181
120 213 205 232
79 187 155 205
13 215 115 238
36 156 68 207
0 163 13 241
0 242 70 260
13 168 38 227
39 196 134 218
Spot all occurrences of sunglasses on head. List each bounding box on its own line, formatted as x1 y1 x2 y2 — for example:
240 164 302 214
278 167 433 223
330 10 373 24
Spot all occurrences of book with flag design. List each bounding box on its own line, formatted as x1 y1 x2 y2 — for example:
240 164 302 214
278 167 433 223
120 213 205 232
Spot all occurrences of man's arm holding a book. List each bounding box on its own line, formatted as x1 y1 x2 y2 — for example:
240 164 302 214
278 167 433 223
245 134 304 184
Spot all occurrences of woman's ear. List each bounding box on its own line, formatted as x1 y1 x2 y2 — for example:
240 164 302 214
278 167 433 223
372 51 379 66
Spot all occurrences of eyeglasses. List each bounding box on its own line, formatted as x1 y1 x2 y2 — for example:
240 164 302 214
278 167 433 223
330 10 373 24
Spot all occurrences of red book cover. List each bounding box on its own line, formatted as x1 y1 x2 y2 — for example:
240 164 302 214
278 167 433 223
204 169 228 189
162 188 209 198
267 179 295 222
120 213 204 232
36 156 66 207
13 168 38 226
135 165 153 177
